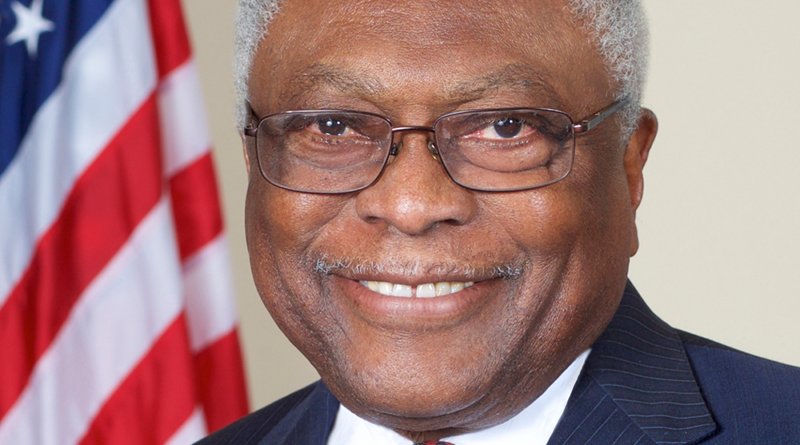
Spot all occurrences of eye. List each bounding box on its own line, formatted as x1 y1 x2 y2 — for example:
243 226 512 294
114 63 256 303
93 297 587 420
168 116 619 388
490 117 524 139
472 116 534 141
316 117 350 136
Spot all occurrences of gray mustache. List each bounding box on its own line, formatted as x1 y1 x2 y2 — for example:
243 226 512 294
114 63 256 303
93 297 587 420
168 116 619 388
313 257 523 280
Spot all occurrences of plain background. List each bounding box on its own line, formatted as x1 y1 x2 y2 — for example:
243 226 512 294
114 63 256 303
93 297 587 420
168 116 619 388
183 1 800 410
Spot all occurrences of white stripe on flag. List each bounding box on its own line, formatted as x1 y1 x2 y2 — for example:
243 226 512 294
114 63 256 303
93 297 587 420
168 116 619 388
0 0 156 303
165 407 207 445
158 60 213 176
0 199 183 445
183 235 239 352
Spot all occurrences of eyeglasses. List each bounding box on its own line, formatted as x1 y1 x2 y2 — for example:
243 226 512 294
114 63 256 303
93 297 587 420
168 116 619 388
244 98 629 194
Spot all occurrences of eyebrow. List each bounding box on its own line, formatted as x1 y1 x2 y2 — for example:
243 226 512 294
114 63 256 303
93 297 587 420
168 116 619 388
444 64 560 103
281 63 560 106
282 64 385 104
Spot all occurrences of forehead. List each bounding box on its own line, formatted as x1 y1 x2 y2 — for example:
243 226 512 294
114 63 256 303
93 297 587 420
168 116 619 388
250 0 610 114
274 0 568 45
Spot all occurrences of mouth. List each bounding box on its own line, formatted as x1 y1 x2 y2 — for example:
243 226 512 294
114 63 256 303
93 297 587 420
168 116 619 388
359 280 475 298
315 256 522 324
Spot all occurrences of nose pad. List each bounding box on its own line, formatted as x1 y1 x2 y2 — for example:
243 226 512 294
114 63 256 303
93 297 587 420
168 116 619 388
427 141 440 160
388 140 440 159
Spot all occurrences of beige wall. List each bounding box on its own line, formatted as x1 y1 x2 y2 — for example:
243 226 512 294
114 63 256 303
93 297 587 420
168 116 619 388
184 1 800 411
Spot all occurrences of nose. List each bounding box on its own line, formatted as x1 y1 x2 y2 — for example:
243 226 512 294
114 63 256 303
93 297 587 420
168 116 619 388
355 133 477 235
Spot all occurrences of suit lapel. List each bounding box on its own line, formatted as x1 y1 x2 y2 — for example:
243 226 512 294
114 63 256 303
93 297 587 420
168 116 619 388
258 381 340 445
548 283 718 445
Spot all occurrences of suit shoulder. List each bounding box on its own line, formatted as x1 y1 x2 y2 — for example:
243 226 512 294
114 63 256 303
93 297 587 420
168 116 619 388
679 329 800 378
679 331 800 441
195 382 322 445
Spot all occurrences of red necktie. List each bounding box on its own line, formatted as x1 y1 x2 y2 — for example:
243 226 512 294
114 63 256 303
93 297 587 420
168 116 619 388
413 441 454 445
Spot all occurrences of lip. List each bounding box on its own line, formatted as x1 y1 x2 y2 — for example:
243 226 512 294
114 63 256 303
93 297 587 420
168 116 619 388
330 274 501 328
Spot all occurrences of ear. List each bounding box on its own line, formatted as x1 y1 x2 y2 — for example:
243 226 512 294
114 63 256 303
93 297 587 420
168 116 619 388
624 108 658 256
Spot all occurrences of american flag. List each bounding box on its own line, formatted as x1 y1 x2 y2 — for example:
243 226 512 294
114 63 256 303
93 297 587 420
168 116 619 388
0 0 249 443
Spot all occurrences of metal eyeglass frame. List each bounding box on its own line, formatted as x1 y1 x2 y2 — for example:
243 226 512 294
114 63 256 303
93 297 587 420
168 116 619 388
243 97 630 193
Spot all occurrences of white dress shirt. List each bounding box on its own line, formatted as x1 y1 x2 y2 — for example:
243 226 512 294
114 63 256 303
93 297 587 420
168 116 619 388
327 349 590 445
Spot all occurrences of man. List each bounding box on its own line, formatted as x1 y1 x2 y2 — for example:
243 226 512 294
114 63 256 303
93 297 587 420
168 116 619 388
200 0 800 443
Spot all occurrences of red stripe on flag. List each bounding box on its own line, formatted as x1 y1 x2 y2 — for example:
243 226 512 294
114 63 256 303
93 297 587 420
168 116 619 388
0 95 163 421
148 0 192 79
78 315 196 445
169 153 224 261
194 330 249 433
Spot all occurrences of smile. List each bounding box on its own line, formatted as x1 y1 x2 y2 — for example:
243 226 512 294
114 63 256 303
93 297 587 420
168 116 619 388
359 280 475 298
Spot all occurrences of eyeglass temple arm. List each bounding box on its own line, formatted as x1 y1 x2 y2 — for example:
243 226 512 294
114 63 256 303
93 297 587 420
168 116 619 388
574 97 630 133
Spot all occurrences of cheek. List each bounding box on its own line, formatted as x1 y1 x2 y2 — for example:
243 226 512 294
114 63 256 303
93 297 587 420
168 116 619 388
244 180 349 338
486 168 633 372
517 153 632 256
245 179 353 267
542 164 633 316
489 161 633 316
488 184 619 262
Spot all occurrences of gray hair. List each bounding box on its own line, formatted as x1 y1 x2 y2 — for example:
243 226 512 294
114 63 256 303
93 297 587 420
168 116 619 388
234 0 648 138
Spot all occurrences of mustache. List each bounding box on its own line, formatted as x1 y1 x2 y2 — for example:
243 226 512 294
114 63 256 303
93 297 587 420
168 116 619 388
312 256 524 280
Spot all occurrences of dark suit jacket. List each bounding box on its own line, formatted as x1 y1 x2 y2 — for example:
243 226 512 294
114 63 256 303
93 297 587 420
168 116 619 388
198 283 800 444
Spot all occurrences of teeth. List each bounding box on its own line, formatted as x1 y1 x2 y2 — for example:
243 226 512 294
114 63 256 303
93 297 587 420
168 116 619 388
378 281 393 295
392 283 413 297
417 283 437 298
435 282 451 296
359 280 474 298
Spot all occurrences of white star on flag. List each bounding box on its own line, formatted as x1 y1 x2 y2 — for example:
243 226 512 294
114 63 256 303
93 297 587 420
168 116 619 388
6 0 55 58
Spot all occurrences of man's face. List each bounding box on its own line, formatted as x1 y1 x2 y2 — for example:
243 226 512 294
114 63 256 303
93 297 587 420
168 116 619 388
245 0 655 438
